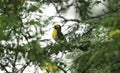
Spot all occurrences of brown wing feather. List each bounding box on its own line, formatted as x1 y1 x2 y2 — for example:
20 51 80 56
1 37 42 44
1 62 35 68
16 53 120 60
57 31 66 41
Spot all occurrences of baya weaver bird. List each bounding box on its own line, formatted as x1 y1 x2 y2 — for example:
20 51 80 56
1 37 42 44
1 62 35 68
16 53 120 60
52 24 89 51
52 24 66 42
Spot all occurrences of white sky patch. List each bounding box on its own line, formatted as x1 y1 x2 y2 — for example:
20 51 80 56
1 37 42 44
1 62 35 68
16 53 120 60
42 4 56 17
65 6 76 19
22 65 44 73
90 0 108 17
0 70 4 73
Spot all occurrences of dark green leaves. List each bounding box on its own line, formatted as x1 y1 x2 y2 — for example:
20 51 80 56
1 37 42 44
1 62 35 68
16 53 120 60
0 0 120 73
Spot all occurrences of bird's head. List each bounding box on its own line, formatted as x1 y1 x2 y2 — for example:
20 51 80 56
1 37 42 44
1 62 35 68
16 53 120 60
53 24 61 31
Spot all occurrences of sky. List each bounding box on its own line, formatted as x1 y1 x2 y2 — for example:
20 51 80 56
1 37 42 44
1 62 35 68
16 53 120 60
0 0 108 73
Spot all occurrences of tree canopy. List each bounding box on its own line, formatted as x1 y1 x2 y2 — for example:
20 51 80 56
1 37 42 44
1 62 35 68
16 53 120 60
0 0 120 73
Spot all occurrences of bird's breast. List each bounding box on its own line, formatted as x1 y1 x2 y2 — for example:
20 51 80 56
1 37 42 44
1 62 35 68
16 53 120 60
52 29 58 40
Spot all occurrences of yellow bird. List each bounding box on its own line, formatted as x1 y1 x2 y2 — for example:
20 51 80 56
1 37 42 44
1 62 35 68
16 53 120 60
52 24 89 51
52 24 66 42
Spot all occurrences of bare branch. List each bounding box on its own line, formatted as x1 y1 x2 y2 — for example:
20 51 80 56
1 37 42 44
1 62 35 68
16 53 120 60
0 63 9 73
12 52 18 73
57 65 67 73
51 1 74 14
58 15 81 23
17 61 31 73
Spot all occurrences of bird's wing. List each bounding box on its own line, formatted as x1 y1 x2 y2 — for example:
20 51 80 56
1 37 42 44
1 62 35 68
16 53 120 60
57 32 66 41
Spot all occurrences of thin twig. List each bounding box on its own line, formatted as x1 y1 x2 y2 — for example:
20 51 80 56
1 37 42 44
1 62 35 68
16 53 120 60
57 65 67 73
58 15 81 23
0 63 9 73
18 61 31 73
12 51 18 73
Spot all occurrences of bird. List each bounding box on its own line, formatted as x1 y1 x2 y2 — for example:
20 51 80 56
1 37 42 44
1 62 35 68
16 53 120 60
52 23 89 51
52 24 68 54
52 24 66 42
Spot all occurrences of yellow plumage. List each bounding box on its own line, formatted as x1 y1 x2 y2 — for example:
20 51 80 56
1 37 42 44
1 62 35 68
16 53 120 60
109 29 120 38
41 64 58 72
52 29 58 41
52 24 66 42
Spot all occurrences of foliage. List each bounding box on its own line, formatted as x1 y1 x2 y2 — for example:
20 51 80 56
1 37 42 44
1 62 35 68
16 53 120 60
0 0 120 73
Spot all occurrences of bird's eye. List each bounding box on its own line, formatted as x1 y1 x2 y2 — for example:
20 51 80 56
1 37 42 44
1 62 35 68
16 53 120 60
54 24 61 29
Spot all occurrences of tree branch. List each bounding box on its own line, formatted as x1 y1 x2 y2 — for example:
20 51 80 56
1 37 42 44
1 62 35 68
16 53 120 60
57 65 67 73
0 63 9 73
58 15 81 23
17 61 31 73
51 0 74 14
12 51 18 73
51 1 120 23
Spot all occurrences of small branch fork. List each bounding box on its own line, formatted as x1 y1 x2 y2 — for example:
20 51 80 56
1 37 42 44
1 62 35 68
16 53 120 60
50 1 120 23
